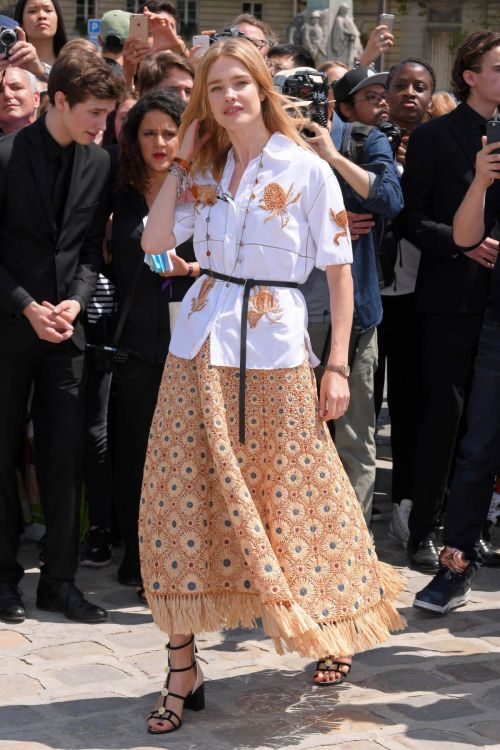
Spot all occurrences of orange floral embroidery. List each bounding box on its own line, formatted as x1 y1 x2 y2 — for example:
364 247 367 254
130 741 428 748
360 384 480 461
247 286 283 328
259 183 301 228
330 208 349 245
190 183 218 206
188 276 215 318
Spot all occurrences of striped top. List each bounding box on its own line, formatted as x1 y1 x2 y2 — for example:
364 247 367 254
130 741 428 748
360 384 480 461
86 274 115 323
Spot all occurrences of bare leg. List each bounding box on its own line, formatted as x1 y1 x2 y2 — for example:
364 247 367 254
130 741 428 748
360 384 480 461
147 633 201 733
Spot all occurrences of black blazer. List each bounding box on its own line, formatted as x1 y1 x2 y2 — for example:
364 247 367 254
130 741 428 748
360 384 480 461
109 185 195 364
399 103 495 315
0 118 110 352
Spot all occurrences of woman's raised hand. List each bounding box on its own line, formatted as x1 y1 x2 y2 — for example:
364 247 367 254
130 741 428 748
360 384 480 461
177 119 210 163
0 27 43 77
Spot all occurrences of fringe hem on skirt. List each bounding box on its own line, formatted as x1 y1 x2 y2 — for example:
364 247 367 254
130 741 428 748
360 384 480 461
146 561 406 658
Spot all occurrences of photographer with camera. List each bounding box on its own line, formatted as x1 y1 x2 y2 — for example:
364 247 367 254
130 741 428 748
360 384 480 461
297 66 403 524
0 13 55 86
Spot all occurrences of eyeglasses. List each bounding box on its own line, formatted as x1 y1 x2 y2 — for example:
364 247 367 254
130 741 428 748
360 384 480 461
353 91 388 105
247 37 267 50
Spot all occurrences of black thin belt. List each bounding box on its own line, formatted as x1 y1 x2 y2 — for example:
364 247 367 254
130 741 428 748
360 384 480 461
199 268 299 443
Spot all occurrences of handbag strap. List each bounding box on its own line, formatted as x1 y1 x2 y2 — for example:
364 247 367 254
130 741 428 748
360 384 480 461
112 255 145 346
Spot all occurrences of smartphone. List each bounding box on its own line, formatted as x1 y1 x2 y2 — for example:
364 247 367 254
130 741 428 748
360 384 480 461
192 34 210 50
378 13 395 32
129 14 149 44
487 120 500 154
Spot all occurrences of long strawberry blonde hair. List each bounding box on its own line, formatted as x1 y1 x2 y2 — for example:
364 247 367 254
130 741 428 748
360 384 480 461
178 37 309 180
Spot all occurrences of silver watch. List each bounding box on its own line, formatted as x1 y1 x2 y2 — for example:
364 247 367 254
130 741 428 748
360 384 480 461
37 62 52 82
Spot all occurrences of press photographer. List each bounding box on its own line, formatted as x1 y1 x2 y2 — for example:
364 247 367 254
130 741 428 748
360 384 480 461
286 65 403 524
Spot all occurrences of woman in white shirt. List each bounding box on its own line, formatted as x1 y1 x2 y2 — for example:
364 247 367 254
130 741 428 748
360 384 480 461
140 37 405 735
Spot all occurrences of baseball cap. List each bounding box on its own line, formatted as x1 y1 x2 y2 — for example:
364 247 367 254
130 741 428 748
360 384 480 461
334 65 388 104
0 15 18 30
100 10 131 45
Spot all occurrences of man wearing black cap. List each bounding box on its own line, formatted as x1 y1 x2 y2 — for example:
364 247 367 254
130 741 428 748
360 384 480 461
302 65 403 524
333 65 390 127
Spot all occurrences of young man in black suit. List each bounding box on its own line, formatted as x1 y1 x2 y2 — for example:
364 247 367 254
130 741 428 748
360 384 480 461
400 31 500 572
0 50 123 623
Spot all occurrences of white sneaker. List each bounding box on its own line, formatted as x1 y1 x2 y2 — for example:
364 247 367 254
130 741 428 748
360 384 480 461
389 498 412 547
488 491 500 525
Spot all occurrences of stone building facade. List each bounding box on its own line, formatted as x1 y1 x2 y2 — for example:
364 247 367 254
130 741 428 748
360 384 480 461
1 0 499 91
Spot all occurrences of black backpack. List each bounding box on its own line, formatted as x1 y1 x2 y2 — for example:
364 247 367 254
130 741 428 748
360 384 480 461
339 122 400 289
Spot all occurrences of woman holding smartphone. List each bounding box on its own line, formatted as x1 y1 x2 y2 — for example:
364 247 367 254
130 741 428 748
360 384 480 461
141 37 405 735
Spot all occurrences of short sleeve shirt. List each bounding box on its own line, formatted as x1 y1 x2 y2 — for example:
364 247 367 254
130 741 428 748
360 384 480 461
168 132 352 369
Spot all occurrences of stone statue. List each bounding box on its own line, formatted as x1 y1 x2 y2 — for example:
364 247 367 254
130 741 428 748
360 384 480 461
302 10 327 63
287 10 307 46
330 3 363 68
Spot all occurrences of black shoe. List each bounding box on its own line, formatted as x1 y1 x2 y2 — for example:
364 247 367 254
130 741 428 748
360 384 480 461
117 547 142 587
413 562 478 614
36 580 108 623
371 504 383 522
407 535 439 572
476 536 500 566
117 570 143 587
81 528 112 568
0 581 26 623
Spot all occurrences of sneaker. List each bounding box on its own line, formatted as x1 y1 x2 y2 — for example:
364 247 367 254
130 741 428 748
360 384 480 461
389 498 412 546
80 528 112 568
413 563 477 614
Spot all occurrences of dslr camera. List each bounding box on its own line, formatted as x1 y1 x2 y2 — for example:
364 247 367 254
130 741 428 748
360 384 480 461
0 25 18 57
377 120 402 156
274 69 329 131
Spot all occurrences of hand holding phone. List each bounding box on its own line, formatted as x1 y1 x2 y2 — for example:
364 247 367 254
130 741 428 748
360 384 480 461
486 119 500 155
129 14 149 44
378 13 395 32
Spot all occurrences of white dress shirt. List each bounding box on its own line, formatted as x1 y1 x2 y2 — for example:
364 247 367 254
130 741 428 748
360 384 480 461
168 132 352 369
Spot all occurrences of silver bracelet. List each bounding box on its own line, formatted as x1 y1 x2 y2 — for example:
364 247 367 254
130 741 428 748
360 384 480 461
168 161 190 200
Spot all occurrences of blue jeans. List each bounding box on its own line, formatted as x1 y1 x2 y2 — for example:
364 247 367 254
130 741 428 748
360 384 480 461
444 314 500 558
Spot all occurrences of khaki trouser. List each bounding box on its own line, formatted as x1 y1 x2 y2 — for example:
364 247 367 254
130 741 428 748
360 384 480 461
308 323 378 524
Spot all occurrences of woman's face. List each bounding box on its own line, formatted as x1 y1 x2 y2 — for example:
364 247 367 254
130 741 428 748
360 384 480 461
138 109 179 176
115 98 136 140
22 0 58 41
206 55 265 134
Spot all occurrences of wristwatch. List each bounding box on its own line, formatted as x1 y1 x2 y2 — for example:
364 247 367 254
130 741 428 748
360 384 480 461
37 61 52 82
325 364 350 378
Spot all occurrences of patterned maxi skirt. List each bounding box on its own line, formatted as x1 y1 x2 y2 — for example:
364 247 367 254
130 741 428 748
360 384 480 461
139 341 406 658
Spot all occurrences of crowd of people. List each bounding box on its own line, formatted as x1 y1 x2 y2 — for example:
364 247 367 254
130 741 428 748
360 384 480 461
0 0 499 735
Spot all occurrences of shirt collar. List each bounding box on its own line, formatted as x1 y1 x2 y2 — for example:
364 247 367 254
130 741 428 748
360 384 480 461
40 114 75 162
458 101 489 131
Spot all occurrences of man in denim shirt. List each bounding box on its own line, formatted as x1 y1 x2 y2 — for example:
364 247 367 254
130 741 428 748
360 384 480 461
302 66 403 523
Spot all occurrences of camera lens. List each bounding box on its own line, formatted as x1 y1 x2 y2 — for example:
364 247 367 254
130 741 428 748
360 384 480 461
0 27 18 47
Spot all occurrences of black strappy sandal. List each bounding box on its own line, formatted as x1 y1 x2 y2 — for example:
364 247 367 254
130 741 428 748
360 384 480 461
147 635 205 734
313 656 352 687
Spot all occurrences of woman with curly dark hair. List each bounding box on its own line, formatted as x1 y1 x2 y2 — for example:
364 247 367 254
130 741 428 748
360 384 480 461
110 89 198 593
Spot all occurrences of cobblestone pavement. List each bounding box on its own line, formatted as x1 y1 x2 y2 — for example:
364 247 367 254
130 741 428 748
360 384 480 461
1 441 500 750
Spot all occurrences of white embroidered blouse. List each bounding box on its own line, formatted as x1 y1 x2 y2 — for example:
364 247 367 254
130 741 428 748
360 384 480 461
169 132 352 369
